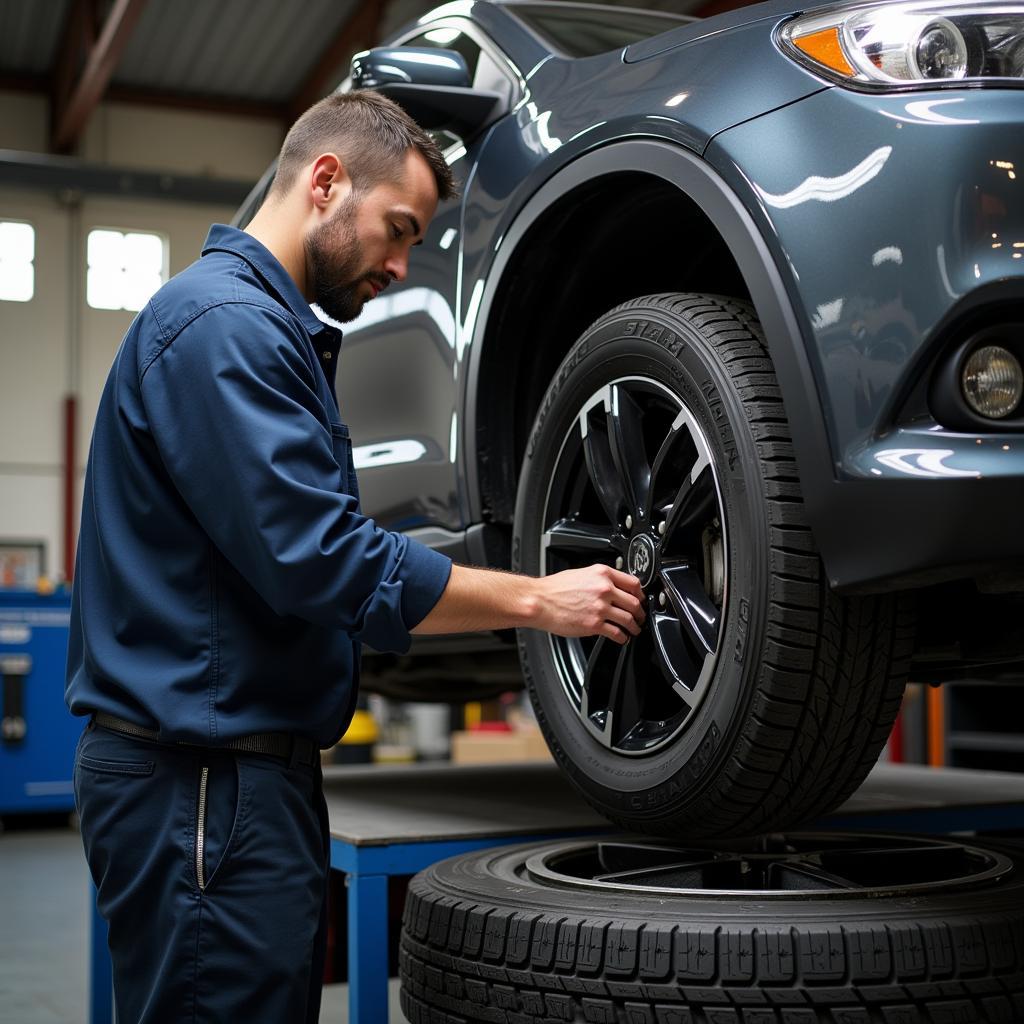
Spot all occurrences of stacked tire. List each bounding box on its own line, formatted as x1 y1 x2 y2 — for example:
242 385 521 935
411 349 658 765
399 837 1024 1024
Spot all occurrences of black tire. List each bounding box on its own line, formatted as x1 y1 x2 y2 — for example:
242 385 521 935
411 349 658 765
512 294 915 837
399 836 1024 1024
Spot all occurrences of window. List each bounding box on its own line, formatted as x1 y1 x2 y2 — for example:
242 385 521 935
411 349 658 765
0 220 35 302
87 228 166 311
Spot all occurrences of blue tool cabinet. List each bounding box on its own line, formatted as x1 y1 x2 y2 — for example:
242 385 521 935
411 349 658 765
0 589 80 815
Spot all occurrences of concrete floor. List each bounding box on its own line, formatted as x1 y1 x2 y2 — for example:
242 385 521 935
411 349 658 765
0 819 406 1024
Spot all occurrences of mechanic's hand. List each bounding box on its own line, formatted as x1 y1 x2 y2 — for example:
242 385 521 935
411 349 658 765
533 565 646 644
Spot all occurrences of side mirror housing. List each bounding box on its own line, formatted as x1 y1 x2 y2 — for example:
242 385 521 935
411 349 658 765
351 47 506 138
351 47 473 89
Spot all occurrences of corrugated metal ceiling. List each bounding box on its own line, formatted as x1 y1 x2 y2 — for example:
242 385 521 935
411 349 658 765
0 0 365 103
0 0 71 75
115 0 362 102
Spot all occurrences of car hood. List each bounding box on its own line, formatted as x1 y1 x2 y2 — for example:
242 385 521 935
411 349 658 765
624 0 841 62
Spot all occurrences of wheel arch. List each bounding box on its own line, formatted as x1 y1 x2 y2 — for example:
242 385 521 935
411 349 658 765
464 138 832 550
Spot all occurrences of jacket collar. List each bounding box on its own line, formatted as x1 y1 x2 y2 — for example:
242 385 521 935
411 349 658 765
201 223 329 337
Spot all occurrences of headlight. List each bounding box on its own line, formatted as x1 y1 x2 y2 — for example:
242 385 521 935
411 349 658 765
778 2 1024 90
962 345 1024 418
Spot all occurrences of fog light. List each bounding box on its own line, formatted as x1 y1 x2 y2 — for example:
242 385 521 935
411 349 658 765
962 346 1024 418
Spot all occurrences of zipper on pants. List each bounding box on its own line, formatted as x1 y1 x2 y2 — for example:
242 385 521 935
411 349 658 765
196 765 209 891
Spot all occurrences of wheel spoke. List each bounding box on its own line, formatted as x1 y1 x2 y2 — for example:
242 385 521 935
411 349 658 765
651 611 705 700
607 385 650 520
661 466 715 543
581 399 628 528
595 843 710 874
818 845 969 888
606 637 644 748
581 637 621 742
767 861 857 892
660 565 720 655
595 858 721 887
645 409 696 517
543 519 620 559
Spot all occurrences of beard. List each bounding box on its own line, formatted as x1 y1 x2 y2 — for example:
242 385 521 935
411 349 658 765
304 194 388 323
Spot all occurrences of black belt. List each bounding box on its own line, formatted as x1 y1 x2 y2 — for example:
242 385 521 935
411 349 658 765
93 712 318 767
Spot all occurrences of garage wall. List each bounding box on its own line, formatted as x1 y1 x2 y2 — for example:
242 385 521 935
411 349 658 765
1 92 48 152
0 187 70 582
79 103 283 178
0 90 283 583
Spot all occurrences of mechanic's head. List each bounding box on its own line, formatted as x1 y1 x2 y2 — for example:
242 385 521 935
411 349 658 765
262 91 457 322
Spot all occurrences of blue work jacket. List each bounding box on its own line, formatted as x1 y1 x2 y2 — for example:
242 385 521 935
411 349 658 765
66 224 452 748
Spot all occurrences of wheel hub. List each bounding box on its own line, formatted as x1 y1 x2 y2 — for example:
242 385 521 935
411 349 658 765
627 533 657 588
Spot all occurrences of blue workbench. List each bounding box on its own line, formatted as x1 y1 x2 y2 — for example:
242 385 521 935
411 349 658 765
88 759 1024 1024
0 589 79 816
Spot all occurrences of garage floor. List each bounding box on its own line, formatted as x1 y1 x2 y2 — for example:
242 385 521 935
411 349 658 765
0 820 407 1024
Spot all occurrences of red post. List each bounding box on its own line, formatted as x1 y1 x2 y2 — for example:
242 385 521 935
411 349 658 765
888 704 904 764
63 394 77 582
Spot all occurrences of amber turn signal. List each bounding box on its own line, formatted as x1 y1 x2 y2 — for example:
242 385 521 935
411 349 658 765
792 27 855 77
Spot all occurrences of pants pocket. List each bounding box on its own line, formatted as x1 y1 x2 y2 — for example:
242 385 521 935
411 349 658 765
74 731 165 900
195 754 242 894
78 753 155 776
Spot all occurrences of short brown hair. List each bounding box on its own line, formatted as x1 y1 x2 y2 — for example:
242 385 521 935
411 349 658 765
270 91 457 203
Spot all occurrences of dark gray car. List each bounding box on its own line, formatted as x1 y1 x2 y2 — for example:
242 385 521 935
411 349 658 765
236 0 1024 837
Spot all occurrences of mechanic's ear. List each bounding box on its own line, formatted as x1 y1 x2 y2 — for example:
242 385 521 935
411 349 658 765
309 153 351 210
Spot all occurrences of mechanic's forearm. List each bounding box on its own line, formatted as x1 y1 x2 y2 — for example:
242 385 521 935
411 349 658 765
410 563 542 635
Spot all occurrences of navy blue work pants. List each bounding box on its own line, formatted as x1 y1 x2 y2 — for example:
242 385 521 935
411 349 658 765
74 721 330 1023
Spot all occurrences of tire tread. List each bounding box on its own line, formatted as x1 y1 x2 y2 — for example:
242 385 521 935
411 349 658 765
400 868 1024 1023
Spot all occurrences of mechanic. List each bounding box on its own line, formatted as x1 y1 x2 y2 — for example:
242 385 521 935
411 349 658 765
65 90 647 1022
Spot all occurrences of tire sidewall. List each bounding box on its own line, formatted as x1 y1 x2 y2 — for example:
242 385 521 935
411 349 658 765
513 299 769 818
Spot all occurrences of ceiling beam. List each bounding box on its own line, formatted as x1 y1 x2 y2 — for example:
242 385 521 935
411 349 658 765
6 74 284 123
288 0 387 122
51 0 148 154
51 0 93 124
105 85 287 122
0 148 255 206
0 72 49 94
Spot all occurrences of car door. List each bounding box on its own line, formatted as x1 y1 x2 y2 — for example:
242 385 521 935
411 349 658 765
335 20 521 536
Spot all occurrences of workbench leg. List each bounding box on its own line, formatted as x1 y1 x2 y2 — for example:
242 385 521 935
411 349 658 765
89 881 114 1024
346 872 390 1024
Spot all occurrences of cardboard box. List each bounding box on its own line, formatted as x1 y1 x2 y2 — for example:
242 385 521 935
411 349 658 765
450 727 552 764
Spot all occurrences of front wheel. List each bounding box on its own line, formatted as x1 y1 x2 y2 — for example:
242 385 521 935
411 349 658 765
512 294 914 837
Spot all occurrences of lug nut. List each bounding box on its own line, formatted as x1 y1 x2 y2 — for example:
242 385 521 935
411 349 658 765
625 514 633 530
658 520 666 536
658 592 667 608
615 556 624 570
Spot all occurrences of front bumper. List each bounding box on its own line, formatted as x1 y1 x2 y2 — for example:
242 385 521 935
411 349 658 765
706 86 1024 592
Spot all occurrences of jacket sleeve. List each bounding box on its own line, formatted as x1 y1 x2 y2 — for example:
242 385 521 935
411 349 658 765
139 300 452 652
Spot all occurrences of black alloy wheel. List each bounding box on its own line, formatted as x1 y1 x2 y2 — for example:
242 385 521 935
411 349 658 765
400 835 1024 1024
513 294 916 837
541 377 727 757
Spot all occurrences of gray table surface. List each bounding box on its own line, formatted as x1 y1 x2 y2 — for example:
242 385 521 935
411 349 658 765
321 760 1024 846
